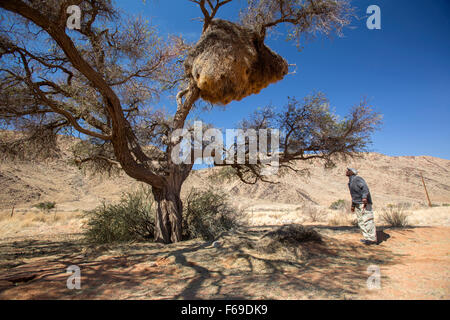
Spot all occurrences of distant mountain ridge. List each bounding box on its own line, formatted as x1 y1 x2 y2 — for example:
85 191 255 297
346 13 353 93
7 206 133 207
1 134 449 211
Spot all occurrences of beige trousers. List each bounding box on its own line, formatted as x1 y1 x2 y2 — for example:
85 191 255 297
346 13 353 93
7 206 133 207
355 203 377 242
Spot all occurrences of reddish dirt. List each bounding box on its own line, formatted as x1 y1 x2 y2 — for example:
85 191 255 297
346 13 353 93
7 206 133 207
361 227 449 299
0 227 448 300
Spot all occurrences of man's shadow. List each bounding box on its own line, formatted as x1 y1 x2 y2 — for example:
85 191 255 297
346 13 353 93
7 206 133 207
376 229 391 245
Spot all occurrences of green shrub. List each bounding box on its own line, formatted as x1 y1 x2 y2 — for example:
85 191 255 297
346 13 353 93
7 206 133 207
183 188 240 241
329 199 346 210
34 201 56 213
83 187 240 244
381 205 409 228
208 167 237 183
83 188 155 244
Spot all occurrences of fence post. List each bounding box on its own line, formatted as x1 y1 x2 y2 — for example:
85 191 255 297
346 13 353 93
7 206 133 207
421 174 432 207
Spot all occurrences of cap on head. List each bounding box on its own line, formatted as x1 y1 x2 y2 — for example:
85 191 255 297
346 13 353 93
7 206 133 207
347 167 358 175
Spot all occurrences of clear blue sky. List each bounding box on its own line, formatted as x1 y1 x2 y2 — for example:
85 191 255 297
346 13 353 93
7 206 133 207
117 0 450 160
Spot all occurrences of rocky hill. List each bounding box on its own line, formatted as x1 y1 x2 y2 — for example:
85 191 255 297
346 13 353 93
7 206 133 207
1 134 449 212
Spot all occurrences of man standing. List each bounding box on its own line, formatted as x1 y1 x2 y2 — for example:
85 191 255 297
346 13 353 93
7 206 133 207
346 168 377 245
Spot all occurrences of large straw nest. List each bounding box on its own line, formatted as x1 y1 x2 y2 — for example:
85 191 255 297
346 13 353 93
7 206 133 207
184 19 288 105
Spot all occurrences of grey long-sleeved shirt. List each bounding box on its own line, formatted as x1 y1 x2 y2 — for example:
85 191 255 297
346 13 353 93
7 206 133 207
348 175 373 205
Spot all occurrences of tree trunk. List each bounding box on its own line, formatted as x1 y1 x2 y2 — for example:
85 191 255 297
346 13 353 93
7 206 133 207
152 180 184 244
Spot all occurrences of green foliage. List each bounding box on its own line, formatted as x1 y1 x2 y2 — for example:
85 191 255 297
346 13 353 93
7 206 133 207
208 167 238 183
183 188 241 241
381 205 409 228
33 201 56 213
329 199 346 210
83 188 155 244
83 187 240 244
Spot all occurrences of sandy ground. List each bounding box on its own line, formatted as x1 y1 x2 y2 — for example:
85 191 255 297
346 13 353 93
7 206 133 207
243 204 450 227
0 142 448 300
0 207 448 300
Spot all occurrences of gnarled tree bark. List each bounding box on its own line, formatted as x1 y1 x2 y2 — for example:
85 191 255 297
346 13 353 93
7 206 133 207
152 172 185 243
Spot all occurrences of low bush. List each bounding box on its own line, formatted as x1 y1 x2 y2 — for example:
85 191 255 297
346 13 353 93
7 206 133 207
84 187 240 243
183 188 241 241
83 188 155 244
381 204 409 228
33 201 56 213
329 199 345 210
207 167 237 183
257 224 322 254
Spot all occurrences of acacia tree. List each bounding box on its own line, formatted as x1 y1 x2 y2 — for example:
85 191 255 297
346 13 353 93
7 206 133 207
0 0 381 243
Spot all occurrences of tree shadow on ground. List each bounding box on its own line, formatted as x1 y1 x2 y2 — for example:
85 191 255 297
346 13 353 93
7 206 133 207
302 224 426 245
0 226 407 299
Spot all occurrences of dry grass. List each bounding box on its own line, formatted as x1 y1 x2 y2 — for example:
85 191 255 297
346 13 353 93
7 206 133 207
301 204 328 222
1 203 449 242
328 212 358 227
396 206 450 227
244 203 450 229
0 210 83 238
380 205 410 227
